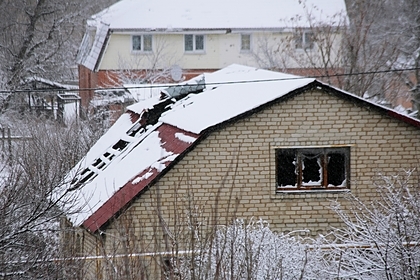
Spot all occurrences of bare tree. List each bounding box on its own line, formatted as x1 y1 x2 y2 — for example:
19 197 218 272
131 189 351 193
0 116 102 279
253 0 419 113
0 0 119 111
104 37 181 87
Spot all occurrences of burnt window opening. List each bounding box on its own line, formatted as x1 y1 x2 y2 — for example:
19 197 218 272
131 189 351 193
112 139 129 151
276 147 350 191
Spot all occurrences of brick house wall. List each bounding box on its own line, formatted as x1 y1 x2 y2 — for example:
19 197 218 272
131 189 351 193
76 88 420 278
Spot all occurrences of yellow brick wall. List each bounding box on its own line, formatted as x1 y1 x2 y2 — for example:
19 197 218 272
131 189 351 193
83 88 420 278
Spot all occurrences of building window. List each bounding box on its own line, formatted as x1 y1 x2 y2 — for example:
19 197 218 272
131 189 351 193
240 34 251 51
132 35 153 52
184 34 205 52
295 31 314 50
276 147 350 191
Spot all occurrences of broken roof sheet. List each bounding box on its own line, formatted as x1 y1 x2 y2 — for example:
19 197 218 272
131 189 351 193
66 64 420 232
91 0 347 30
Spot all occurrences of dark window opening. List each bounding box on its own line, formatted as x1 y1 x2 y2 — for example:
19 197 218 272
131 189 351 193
112 140 129 151
92 158 102 167
276 147 349 191
327 152 346 186
97 162 106 169
80 168 89 176
301 152 322 186
70 169 97 190
276 150 296 187
127 122 143 136
103 152 115 161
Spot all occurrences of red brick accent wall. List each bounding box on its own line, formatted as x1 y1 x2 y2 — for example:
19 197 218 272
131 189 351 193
78 65 97 108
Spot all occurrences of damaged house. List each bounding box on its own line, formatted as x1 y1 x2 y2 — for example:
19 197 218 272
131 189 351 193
62 64 420 278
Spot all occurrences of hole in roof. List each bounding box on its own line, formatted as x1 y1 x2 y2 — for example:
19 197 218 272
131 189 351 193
112 140 129 151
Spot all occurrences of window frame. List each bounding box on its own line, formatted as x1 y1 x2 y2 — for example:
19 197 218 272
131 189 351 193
131 34 153 52
275 146 350 192
240 34 251 52
184 34 205 53
294 31 314 50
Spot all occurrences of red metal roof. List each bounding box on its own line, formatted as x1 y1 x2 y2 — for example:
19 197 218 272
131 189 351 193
82 123 199 232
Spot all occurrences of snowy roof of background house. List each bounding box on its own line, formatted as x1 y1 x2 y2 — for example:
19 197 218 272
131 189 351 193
76 22 109 70
91 0 347 30
66 64 420 232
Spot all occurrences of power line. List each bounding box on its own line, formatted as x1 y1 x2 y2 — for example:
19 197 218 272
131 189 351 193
0 66 419 94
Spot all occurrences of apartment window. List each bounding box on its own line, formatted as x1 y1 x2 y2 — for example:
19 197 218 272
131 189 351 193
184 34 205 52
276 147 350 191
295 31 314 50
132 35 153 52
240 34 251 51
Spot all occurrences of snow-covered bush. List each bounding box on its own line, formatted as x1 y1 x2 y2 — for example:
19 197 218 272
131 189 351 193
168 219 328 280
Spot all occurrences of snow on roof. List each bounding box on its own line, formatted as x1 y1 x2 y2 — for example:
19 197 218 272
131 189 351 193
159 65 314 134
77 22 109 71
91 0 347 30
26 76 79 90
66 64 420 232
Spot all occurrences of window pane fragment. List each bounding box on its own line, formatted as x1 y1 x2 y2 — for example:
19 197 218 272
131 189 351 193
185 35 193 51
195 35 204 50
241 34 251 50
143 35 152 51
132 35 141 50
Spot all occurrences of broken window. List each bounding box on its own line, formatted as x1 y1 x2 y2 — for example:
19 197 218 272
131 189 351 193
276 147 350 191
